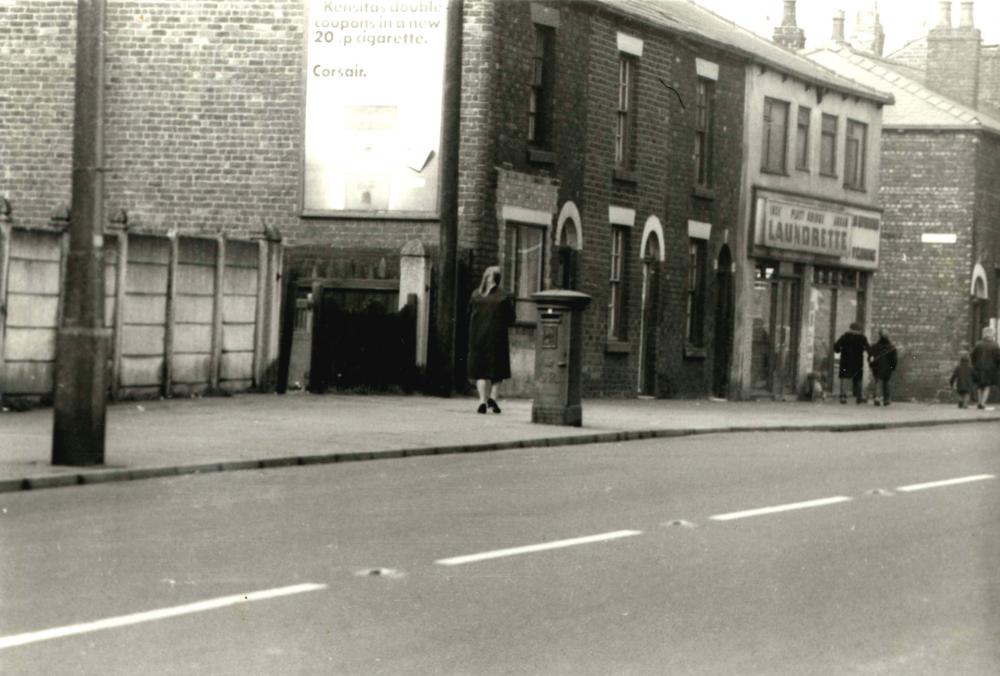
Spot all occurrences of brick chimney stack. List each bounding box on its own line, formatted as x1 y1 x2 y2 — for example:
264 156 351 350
850 3 886 57
926 1 981 110
773 0 806 51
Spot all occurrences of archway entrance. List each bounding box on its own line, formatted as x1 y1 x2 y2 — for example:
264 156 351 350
712 245 734 398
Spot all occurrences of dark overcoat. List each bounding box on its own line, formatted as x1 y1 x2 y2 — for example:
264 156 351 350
970 338 1000 387
834 330 870 378
950 363 976 394
467 288 515 381
868 337 897 380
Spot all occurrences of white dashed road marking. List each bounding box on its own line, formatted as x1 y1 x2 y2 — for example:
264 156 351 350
0 583 327 651
896 474 996 492
435 529 643 566
709 496 853 522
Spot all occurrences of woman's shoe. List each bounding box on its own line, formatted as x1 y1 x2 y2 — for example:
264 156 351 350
487 398 501 414
477 403 487 414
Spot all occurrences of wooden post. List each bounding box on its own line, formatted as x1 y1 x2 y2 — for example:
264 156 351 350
252 239 267 388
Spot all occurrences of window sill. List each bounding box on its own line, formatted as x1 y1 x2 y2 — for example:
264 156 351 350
795 166 810 174
612 168 638 184
605 339 631 354
527 148 556 165
692 185 715 201
843 184 867 193
513 320 538 330
759 168 789 177
684 344 707 359
819 172 838 179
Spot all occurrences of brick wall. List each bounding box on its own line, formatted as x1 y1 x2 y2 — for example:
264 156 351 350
1 1 439 251
875 130 978 398
974 131 1000 321
483 2 744 398
925 27 982 111
977 46 1000 121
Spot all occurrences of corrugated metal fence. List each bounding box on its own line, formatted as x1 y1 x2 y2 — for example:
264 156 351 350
0 220 282 400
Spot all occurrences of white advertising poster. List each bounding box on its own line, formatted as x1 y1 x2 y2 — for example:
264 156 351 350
303 0 448 215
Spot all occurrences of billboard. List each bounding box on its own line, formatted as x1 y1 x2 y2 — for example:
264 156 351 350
303 0 448 216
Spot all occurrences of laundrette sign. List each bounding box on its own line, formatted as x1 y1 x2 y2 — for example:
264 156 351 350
757 197 880 270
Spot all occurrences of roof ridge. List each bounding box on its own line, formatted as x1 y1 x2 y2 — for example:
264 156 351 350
809 44 1000 131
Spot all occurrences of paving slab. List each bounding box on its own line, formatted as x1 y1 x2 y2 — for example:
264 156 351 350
1 391 997 492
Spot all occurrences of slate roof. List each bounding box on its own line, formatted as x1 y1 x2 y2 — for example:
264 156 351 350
803 43 1000 134
589 0 893 104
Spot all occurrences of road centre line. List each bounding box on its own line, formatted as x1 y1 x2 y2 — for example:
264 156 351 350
896 474 996 492
709 496 853 522
435 530 642 566
0 583 327 651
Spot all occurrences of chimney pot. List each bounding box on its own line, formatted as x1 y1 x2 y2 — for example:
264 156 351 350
959 1 974 28
832 10 846 43
938 1 952 27
782 0 798 27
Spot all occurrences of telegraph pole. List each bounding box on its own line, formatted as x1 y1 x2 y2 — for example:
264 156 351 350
52 0 111 465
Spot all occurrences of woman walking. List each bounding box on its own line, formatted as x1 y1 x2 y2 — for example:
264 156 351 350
868 330 897 406
970 326 1000 409
467 265 516 414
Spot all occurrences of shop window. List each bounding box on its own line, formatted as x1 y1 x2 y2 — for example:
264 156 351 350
527 25 555 149
505 222 545 323
694 78 714 188
795 106 811 171
844 120 867 190
686 239 707 347
608 225 629 339
615 55 637 170
820 114 838 177
762 97 788 174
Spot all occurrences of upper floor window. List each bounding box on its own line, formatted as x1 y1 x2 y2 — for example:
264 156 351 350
844 119 867 190
820 113 838 176
528 25 555 148
608 225 629 340
505 222 545 323
762 97 788 174
795 106 811 171
615 55 637 169
694 78 715 187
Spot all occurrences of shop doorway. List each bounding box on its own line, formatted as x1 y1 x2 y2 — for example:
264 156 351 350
810 267 866 394
637 236 660 396
712 245 734 398
749 263 800 398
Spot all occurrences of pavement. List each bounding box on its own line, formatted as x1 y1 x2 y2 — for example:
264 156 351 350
1 391 998 493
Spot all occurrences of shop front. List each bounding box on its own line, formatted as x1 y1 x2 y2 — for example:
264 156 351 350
746 189 881 399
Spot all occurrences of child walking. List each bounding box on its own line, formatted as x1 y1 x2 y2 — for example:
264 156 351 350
950 351 976 409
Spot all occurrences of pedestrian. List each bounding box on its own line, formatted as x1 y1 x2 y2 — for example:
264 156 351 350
970 326 1000 409
868 329 897 406
467 265 516 414
949 351 976 409
833 322 870 404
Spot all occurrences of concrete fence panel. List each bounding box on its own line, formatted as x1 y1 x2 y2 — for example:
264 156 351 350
0 220 281 402
1 228 64 394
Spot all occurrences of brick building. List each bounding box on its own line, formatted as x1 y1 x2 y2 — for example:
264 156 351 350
2 0 890 402
804 0 1000 399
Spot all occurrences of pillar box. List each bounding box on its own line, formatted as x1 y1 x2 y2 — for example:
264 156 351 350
530 290 591 426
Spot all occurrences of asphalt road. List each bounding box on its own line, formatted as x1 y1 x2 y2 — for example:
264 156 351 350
2 423 999 675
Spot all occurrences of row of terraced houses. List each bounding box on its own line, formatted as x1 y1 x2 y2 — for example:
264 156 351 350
1 0 998 403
